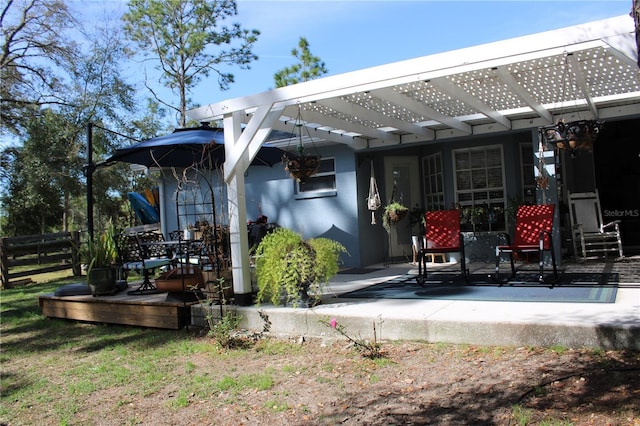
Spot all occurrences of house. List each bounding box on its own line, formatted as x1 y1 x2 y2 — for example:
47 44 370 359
147 15 640 305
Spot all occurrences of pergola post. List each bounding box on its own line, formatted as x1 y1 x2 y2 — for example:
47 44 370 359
222 105 284 305
223 112 253 305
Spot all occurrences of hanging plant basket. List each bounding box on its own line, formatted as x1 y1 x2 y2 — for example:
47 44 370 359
283 153 320 183
382 202 409 233
283 104 322 183
387 208 408 223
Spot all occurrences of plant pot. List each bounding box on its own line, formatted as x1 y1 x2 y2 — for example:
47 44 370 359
155 266 204 293
387 209 407 223
87 267 117 296
277 284 319 308
298 285 320 308
285 155 320 182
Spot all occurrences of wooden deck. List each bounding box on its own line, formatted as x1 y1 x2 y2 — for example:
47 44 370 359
39 284 200 329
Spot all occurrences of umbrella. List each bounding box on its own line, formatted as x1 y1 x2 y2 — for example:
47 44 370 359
104 125 287 169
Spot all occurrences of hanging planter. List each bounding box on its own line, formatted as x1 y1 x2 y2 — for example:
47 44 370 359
366 160 382 225
283 152 320 183
540 119 603 158
382 179 408 233
537 53 604 159
382 202 409 233
283 104 321 183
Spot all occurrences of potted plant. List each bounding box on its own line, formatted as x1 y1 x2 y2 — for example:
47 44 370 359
283 153 320 183
460 205 486 233
382 202 409 233
83 221 119 296
255 227 347 307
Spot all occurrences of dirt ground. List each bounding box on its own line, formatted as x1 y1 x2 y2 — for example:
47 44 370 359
67 336 639 426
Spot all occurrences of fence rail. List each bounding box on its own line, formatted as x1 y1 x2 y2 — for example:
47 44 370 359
1 232 81 289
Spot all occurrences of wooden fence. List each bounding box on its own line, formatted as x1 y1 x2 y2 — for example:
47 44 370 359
1 232 81 289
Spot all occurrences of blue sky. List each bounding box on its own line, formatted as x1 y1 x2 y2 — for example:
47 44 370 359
78 0 632 110
57 0 632 113
193 0 631 105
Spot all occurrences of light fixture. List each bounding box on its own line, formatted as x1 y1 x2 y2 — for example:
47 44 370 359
539 119 603 158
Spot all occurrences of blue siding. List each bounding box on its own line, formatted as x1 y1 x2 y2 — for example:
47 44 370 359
245 144 360 267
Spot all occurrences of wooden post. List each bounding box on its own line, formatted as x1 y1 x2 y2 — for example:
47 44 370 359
1 237 9 289
71 231 82 276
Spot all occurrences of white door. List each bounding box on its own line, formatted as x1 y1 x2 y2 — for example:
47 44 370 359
384 156 420 260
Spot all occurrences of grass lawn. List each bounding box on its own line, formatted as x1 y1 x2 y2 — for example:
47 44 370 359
0 276 307 425
2 274 638 426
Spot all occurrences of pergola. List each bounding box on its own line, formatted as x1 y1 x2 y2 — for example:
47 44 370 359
187 15 640 301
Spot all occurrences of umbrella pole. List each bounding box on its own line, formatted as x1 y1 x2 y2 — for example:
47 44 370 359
86 123 95 239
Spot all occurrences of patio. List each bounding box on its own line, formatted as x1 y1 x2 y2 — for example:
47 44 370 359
39 256 638 349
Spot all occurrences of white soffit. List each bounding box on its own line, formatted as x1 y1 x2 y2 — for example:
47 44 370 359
188 15 640 149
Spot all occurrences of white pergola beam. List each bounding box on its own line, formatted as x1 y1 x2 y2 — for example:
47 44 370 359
430 77 512 130
567 53 599 119
223 103 283 182
269 118 369 149
283 106 400 143
316 98 434 138
372 87 472 134
494 66 554 124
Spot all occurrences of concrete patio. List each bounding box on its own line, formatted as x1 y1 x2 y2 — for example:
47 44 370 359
196 257 640 350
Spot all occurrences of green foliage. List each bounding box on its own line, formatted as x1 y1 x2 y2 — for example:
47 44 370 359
255 228 347 307
208 311 242 350
253 338 305 356
123 0 260 126
1 111 78 235
307 237 344 284
83 221 118 271
263 398 289 413
460 205 486 225
1 7 143 236
511 404 533 425
214 372 274 395
274 37 328 88
193 277 244 349
382 202 409 233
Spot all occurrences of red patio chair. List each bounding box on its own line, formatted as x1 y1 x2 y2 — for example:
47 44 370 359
416 209 468 285
494 204 558 285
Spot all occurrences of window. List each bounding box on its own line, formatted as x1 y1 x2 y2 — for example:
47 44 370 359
295 157 336 198
453 146 506 231
422 153 445 211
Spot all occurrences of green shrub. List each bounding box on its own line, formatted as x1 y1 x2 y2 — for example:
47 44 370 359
255 228 347 307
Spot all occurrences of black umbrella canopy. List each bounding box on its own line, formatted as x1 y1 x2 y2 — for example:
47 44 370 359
105 125 286 169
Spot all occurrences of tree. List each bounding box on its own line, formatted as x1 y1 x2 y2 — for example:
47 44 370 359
0 5 144 235
274 37 328 88
123 0 260 127
0 0 79 134
47 19 139 234
2 112 70 235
